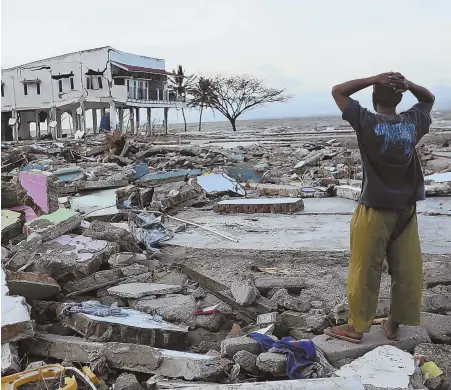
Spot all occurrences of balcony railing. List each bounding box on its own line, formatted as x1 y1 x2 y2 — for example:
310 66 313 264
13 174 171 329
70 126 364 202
127 88 180 102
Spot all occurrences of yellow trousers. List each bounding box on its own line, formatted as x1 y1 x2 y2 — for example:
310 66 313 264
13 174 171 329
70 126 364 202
347 204 423 332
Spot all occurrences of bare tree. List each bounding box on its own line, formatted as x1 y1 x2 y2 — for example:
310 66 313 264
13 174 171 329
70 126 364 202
169 65 194 132
208 75 291 131
187 77 214 131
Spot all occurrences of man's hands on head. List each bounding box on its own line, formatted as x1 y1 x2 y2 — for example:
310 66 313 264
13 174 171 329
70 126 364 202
388 72 410 93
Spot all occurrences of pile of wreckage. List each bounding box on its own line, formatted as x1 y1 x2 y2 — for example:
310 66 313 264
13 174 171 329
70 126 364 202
1 133 451 390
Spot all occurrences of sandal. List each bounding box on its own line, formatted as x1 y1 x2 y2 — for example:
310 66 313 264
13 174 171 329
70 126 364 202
324 326 362 344
381 319 399 340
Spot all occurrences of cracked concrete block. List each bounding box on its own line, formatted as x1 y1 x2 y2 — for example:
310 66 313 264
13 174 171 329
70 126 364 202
1 343 20 375
422 291 451 313
233 350 259 375
5 270 60 300
335 185 360 201
304 314 329 334
220 336 261 358
121 264 148 276
130 294 196 323
1 210 24 245
84 221 140 252
58 304 188 347
420 312 451 344
109 283 183 299
195 313 223 332
214 197 304 214
31 234 119 279
231 279 258 306
108 252 148 268
271 289 311 312
2 295 35 343
63 269 123 294
19 170 59 214
24 209 82 241
114 373 144 390
7 233 43 270
256 352 286 377
313 325 430 363
280 311 306 328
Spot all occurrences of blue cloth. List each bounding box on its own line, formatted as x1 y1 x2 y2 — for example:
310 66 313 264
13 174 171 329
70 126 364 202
99 112 110 131
250 332 316 379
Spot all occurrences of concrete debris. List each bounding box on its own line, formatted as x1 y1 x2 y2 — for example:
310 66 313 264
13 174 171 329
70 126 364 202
231 279 258 306
2 295 35 343
256 352 287 377
196 173 246 196
214 197 305 214
18 170 59 214
70 188 119 220
334 185 361 201
108 283 183 299
84 221 141 252
314 325 430 363
1 210 24 244
7 232 43 270
1 343 20 375
115 373 144 390
63 268 123 294
420 312 451 344
109 252 149 267
220 336 261 358
233 350 260 375
5 270 60 299
271 289 311 313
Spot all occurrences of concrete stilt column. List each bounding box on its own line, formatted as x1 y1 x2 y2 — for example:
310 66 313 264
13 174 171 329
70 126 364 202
50 107 57 139
109 101 116 131
129 107 135 134
147 108 152 136
35 111 41 139
71 110 77 133
164 107 169 135
135 107 140 133
92 109 98 134
118 108 124 133
11 110 19 141
56 110 62 138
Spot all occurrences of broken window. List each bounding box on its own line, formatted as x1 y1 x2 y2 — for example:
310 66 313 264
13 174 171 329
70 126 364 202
70 77 74 90
86 77 92 90
58 80 63 93
114 78 125 85
37 83 41 95
24 84 28 95
98 77 103 89
1 84 4 97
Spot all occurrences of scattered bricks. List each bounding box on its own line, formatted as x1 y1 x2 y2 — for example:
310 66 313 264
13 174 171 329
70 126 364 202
414 343 451 389
257 312 280 324
420 312 451 344
233 350 260 375
19 170 59 214
8 233 42 270
121 264 149 277
1 210 24 245
220 336 261 358
24 209 82 241
334 185 361 201
313 325 430 364
109 283 183 299
130 294 197 323
115 373 144 390
231 279 258 306
63 269 123 294
31 234 119 280
84 221 140 252
2 295 35 343
271 289 311 312
109 252 148 268
1 343 20 375
280 311 306 328
214 198 305 214
5 270 60 300
256 352 287 377
57 304 188 347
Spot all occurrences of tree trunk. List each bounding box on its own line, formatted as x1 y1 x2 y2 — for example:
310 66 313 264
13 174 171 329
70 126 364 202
182 108 187 132
198 105 203 131
230 117 237 132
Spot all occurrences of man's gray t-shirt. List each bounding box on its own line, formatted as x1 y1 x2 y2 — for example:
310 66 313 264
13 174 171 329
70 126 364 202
342 99 431 209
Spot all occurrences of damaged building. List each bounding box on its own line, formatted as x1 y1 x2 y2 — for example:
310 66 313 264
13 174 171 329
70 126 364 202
1 46 184 141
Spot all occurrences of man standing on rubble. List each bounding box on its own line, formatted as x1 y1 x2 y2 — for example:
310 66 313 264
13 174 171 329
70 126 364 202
324 72 435 343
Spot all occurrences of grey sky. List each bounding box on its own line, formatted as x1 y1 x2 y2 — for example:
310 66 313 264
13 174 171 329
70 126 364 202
2 0 451 123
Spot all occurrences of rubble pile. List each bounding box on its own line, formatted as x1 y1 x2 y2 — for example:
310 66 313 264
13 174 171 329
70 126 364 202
1 129 450 389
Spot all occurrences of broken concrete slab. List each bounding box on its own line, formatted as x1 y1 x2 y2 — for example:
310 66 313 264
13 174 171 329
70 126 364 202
7 232 43 270
5 270 60 300
256 352 286 377
313 325 430 363
18 170 59 214
220 336 261 358
335 185 360 201
84 221 140 252
233 350 260 375
24 209 82 241
108 252 149 267
214 198 305 214
422 290 451 313
420 312 451 344
271 289 311 313
32 234 119 279
231 279 258 306
1 343 20 375
2 295 35 343
137 169 203 187
425 264 451 288
60 179 130 195
1 210 24 245
251 183 305 198
130 294 197 323
23 333 227 380
115 373 144 390
69 188 119 220
9 205 38 222
108 283 183 299
196 173 246 196
58 304 188 347
63 269 123 294
121 264 149 276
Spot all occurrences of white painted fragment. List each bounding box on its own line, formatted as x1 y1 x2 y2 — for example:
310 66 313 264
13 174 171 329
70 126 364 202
108 283 183 299
197 173 246 196
1 343 20 374
336 345 415 389
424 172 451 183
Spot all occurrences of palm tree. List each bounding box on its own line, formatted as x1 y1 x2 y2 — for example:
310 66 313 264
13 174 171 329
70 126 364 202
187 77 214 131
170 65 194 132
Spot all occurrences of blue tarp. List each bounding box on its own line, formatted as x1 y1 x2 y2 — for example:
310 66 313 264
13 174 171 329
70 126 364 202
99 112 110 131
250 332 316 379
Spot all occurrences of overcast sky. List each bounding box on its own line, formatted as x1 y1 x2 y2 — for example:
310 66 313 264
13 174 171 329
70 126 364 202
2 0 451 123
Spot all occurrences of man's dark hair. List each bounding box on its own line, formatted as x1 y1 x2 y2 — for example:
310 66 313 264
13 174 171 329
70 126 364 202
373 84 403 108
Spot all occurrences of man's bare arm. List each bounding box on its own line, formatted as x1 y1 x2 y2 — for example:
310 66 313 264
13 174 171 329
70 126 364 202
331 73 393 112
389 76 435 112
